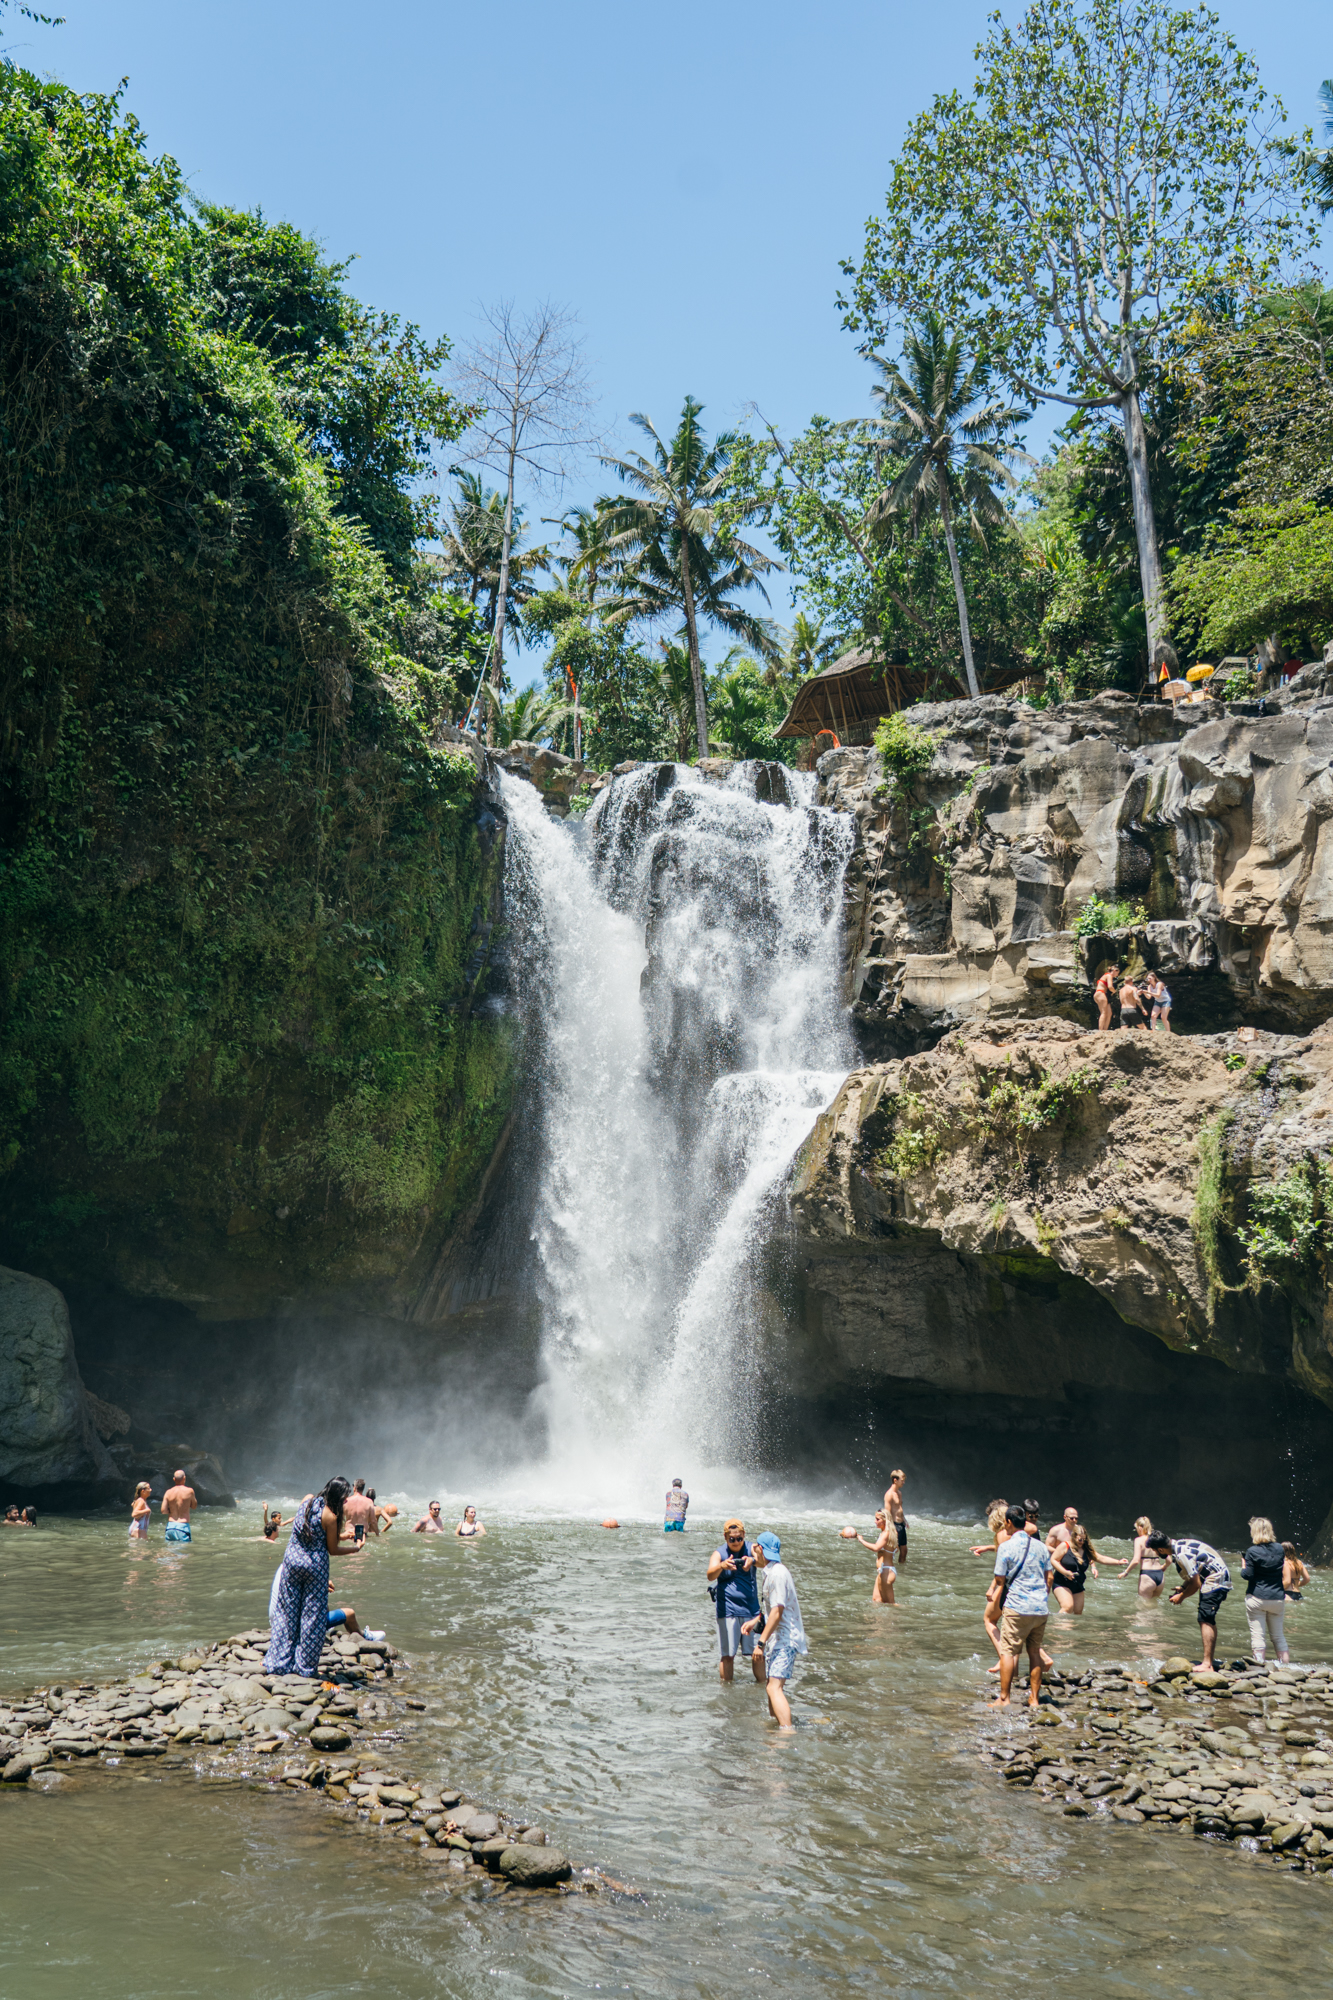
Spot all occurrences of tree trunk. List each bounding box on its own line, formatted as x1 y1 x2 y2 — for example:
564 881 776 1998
936 470 981 701
487 412 520 748
1120 382 1169 663
679 540 709 760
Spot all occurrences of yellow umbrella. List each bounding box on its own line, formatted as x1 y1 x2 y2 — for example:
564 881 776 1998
1185 663 1215 683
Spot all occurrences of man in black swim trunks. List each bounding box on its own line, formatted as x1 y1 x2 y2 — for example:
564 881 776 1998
884 1469 907 1565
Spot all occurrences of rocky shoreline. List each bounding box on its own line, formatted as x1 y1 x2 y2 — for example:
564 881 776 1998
984 1656 1333 1872
0 1624 597 1894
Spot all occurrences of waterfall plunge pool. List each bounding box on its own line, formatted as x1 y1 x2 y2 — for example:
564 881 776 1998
4 1507 1332 1998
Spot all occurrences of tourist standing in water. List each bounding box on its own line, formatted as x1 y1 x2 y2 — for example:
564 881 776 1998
856 1511 897 1603
744 1532 807 1728
128 1482 151 1540
1241 1517 1289 1665
1050 1523 1099 1614
883 1470 907 1564
1115 1516 1166 1599
1284 1543 1311 1599
344 1480 377 1539
988 1503 1054 1708
664 1478 689 1532
265 1476 360 1678
412 1501 446 1534
455 1506 485 1537
1152 1532 1231 1671
707 1520 765 1683
161 1469 197 1542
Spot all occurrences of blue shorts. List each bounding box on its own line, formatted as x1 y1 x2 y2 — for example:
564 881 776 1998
164 1520 191 1543
663 1519 685 1532
765 1640 799 1684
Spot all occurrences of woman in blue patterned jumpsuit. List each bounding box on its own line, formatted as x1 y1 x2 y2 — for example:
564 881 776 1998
265 1475 356 1677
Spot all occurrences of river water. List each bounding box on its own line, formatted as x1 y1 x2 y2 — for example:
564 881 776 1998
5 1506 1333 1998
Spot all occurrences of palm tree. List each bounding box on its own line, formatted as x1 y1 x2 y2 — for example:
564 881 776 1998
862 318 1030 700
709 665 772 760
436 471 550 662
763 612 839 706
1314 81 1333 212
482 683 571 748
597 398 781 759
653 641 695 762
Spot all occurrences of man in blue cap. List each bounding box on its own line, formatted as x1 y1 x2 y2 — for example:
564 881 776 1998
742 1532 807 1728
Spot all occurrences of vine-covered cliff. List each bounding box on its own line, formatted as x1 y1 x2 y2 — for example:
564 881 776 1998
0 67 513 1325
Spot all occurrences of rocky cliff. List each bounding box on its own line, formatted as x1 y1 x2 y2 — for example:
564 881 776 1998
784 1016 1333 1534
825 666 1333 1055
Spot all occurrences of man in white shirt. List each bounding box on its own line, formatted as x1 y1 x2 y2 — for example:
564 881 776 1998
743 1532 808 1729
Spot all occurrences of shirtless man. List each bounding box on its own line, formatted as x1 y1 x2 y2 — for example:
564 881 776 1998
1045 1506 1079 1564
161 1470 197 1543
368 1490 397 1532
344 1479 377 1541
856 1510 897 1603
412 1500 446 1534
884 1470 907 1565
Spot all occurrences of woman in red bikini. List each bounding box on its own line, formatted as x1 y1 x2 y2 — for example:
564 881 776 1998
1093 963 1120 1030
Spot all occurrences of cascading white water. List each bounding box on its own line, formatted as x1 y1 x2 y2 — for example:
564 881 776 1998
501 760 853 1511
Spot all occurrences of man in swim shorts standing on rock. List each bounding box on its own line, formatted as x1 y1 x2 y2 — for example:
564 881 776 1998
161 1470 197 1543
707 1519 765 1683
884 1470 907 1565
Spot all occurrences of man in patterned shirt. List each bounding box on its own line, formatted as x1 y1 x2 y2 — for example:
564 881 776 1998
1148 1532 1231 1671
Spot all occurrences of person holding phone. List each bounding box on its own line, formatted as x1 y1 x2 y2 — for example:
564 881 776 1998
707 1519 765 1683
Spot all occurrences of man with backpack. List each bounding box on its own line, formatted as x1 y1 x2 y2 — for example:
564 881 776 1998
987 1503 1054 1707
706 1518 765 1683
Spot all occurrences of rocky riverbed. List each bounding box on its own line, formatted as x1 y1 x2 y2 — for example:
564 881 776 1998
984 1656 1333 1873
0 1623 588 1894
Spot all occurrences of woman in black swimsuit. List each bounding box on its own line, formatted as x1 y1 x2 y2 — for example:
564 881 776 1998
1051 1524 1100 1613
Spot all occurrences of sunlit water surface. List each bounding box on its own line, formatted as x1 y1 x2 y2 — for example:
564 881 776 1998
4 1505 1333 1999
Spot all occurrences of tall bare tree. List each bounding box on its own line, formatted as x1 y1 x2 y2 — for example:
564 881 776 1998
451 301 599 740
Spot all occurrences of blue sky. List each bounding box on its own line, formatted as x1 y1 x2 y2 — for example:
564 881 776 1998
20 0 1331 687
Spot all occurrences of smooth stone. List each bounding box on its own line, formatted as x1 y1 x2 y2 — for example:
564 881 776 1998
518 1829 548 1845
1112 1805 1145 1823
1284 1731 1318 1746
1162 1659 1196 1678
2 1752 44 1782
310 1727 351 1751
473 1837 512 1866
204 1725 226 1744
369 1807 407 1825
123 1741 166 1757
498 1846 572 1887
375 1785 419 1807
251 1708 298 1734
455 1811 501 1841
1271 1821 1307 1849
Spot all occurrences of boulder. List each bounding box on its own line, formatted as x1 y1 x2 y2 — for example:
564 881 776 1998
0 1267 117 1498
498 1845 572 1887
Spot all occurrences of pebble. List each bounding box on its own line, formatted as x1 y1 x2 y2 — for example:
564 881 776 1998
980 1657 1333 1879
0 1623 606 1897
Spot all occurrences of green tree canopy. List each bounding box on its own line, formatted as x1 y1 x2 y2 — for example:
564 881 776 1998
840 0 1312 667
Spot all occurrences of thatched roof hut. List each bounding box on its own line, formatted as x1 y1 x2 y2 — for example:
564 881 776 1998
774 647 1037 743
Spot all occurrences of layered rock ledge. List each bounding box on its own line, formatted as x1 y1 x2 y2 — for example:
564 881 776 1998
783 1019 1333 1525
820 670 1333 1053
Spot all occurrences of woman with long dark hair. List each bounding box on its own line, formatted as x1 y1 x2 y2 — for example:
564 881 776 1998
264 1475 359 1678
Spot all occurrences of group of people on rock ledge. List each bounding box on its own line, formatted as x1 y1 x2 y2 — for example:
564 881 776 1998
1093 963 1172 1031
976 1501 1311 1708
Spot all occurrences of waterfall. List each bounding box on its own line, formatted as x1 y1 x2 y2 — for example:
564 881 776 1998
500 761 853 1511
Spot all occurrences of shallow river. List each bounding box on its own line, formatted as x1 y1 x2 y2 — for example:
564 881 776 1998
4 1505 1333 1999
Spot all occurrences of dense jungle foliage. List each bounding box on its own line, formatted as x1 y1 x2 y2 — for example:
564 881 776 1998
0 66 511 1308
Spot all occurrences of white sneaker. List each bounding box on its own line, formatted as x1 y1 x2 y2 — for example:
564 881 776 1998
365 1629 386 1642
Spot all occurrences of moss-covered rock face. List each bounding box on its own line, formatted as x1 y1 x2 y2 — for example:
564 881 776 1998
0 680 514 1319
0 68 514 1321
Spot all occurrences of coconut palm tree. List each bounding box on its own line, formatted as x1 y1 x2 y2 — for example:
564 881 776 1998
482 682 571 748
862 318 1031 700
437 471 550 649
597 398 781 759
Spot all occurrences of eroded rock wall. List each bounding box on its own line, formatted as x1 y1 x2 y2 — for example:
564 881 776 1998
782 1021 1333 1530
825 667 1333 1055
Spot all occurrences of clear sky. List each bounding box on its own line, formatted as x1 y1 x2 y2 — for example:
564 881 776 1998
17 0 1331 685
